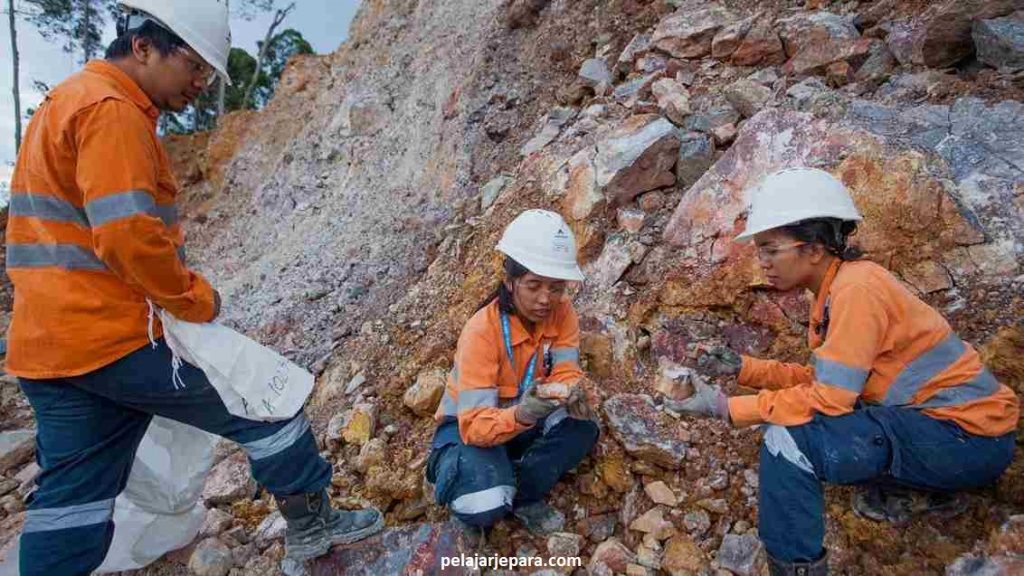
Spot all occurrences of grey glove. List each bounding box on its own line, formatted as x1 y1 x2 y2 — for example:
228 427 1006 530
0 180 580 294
697 346 743 377
516 384 561 425
566 385 597 421
664 378 730 422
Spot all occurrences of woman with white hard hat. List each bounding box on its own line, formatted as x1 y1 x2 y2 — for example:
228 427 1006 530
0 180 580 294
672 167 1019 576
427 209 599 539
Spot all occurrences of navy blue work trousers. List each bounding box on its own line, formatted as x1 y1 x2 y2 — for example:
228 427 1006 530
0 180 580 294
17 339 332 576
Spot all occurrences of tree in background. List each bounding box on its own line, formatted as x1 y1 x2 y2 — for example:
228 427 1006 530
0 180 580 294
6 0 23 152
22 0 117 64
241 1 294 109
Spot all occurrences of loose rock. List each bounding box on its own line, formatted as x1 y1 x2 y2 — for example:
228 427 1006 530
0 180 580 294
403 368 447 417
651 78 691 125
0 431 34 474
594 116 681 206
716 533 764 576
579 59 613 96
652 4 738 59
589 538 636 574
723 79 772 118
974 14 1024 71
202 452 257 506
188 538 233 576
603 394 689 468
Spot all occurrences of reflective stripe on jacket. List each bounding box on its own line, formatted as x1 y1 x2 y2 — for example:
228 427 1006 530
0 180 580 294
5 60 216 378
434 297 583 447
729 260 1019 437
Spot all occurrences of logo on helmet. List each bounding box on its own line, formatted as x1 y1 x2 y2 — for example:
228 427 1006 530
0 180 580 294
552 227 571 254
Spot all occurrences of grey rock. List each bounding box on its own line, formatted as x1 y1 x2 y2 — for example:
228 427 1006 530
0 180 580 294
676 132 714 189
613 73 661 105
854 41 897 83
651 78 691 125
683 509 711 536
586 235 646 288
0 430 34 474
255 511 288 548
480 175 512 210
945 553 1022 576
974 14 1024 71
716 533 764 576
618 33 652 72
201 507 235 537
747 67 779 86
723 78 772 118
344 372 366 395
202 452 257 506
603 394 688 468
580 59 613 94
594 116 681 205
652 4 738 59
777 11 860 58
189 538 234 576
521 107 577 156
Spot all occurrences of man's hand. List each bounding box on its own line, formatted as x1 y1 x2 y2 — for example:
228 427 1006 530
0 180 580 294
516 384 561 425
566 384 597 421
664 376 730 422
697 346 742 377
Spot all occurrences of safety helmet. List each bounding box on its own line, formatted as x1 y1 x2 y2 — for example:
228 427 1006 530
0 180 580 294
735 167 862 242
117 0 232 85
496 210 585 282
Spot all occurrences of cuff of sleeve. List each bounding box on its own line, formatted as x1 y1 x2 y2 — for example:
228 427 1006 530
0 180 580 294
737 356 760 388
505 406 535 433
162 273 217 323
728 395 763 428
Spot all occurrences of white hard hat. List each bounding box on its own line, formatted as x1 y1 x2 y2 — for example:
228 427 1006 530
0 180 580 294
735 167 862 242
497 210 585 282
118 0 232 85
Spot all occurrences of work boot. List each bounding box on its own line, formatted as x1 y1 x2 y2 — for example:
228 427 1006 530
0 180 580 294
275 489 384 562
852 486 967 524
767 552 829 576
512 500 565 536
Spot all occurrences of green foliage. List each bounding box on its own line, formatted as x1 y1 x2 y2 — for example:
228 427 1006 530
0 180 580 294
23 0 117 63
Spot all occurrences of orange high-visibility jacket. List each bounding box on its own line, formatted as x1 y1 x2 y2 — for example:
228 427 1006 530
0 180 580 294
5 60 217 379
434 297 583 447
729 259 1019 437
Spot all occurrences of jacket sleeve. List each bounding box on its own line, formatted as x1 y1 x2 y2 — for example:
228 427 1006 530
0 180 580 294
544 303 583 384
728 283 887 427
73 100 216 322
738 356 813 390
456 325 531 447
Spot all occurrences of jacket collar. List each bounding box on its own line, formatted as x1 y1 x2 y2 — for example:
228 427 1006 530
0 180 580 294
502 304 561 347
84 60 160 122
809 259 843 348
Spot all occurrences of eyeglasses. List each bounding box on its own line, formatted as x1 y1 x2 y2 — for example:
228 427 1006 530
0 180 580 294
755 242 807 262
175 46 217 85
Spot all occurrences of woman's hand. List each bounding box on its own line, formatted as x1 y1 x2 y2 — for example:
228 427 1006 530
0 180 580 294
664 377 731 422
566 384 597 421
697 346 743 377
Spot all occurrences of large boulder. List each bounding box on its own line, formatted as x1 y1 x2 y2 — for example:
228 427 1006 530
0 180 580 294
886 0 1019 67
663 99 1023 309
603 394 689 468
777 11 860 58
651 4 738 59
594 116 681 206
974 14 1024 71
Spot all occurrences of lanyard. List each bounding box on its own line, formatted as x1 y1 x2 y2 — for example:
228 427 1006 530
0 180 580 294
501 312 539 398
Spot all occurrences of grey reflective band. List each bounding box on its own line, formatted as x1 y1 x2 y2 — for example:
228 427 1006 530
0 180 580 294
543 406 569 435
23 498 115 533
439 392 458 417
813 355 869 393
7 244 107 271
764 425 816 477
550 347 580 365
450 366 460 385
915 369 1001 409
243 414 310 461
177 246 187 263
450 485 515 515
884 334 966 406
9 193 88 226
154 204 179 227
457 388 499 413
84 191 158 227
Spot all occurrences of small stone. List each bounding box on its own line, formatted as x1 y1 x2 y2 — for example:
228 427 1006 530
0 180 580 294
0 479 18 497
188 538 233 576
341 403 378 445
326 412 346 443
586 235 647 289
777 11 860 58
255 511 287 548
975 15 1024 71
651 78 691 125
547 531 584 558
655 359 696 402
202 452 257 506
697 498 729 515
589 538 636 574
0 431 35 474
617 208 646 233
344 372 366 395
683 509 711 536
644 481 678 507
711 123 737 145
716 533 765 576
231 543 257 568
1 494 24 514
627 563 653 576
629 506 677 540
597 454 635 493
733 520 751 534
826 61 853 87
619 33 653 72
480 175 512 211
638 190 666 212
201 507 235 537
662 534 708 575
612 73 661 105
675 132 714 189
711 17 753 60
579 513 618 542
354 438 388 473
403 368 447 417
580 59 613 95
732 18 786 66
723 79 772 118
15 461 39 497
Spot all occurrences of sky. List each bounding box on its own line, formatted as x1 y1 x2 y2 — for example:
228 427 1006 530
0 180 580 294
0 0 362 194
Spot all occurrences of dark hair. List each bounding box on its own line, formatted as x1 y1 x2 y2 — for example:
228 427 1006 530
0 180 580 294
477 258 530 313
105 21 187 60
780 217 863 261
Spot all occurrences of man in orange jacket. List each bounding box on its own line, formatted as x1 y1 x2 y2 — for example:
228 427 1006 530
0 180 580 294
6 3 381 575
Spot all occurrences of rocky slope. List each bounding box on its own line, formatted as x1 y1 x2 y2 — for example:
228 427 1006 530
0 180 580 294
1 0 1023 575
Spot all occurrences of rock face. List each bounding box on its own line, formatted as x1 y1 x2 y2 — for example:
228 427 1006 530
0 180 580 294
0 431 34 474
603 395 688 468
974 14 1024 71
309 522 472 575
886 0 1019 67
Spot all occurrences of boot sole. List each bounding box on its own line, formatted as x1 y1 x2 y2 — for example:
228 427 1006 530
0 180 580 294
329 511 386 546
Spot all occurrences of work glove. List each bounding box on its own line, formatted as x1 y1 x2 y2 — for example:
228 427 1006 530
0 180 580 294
516 384 561 425
664 377 731 422
697 346 743 377
566 385 597 422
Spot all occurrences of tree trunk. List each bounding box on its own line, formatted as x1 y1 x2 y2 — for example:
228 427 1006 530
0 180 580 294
242 2 294 110
81 0 92 62
8 0 22 152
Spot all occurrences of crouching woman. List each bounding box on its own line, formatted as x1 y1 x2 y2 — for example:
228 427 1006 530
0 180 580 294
675 168 1019 576
427 209 600 536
